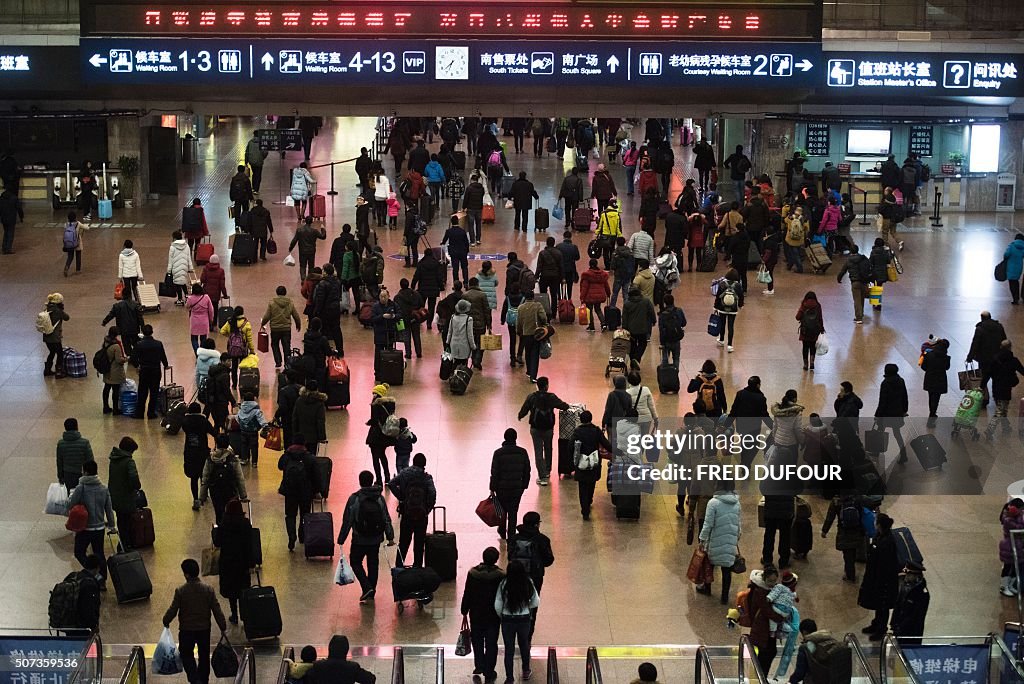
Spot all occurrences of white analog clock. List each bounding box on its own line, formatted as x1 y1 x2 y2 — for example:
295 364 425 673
435 46 470 80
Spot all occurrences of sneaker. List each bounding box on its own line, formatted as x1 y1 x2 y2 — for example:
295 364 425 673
727 346 734 353
855 319 864 324
536 478 544 485
523 671 533 681
763 290 774 296
539 478 549 486
716 340 725 347
359 589 376 603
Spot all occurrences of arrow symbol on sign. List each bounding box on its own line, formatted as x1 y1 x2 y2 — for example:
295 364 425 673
261 53 274 70
797 59 813 72
89 53 107 68
607 55 620 73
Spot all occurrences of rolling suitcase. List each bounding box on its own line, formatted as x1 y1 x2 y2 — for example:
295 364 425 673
448 365 473 395
424 507 458 581
805 242 832 273
107 535 152 604
790 517 813 556
391 548 442 603
161 400 186 435
613 494 641 520
892 526 924 568
604 306 622 330
500 174 514 198
98 199 113 220
240 570 282 641
557 286 575 323
657 364 680 394
325 380 350 409
697 244 718 272
239 367 260 397
557 438 575 477
910 434 946 470
136 281 161 313
130 507 155 548
158 367 185 416
535 207 550 231
217 297 234 328
453 151 467 170
573 207 594 231
536 292 551 317
375 348 405 386
303 500 334 559
195 238 214 265
315 456 333 499
231 233 258 265
309 194 326 221
244 501 262 568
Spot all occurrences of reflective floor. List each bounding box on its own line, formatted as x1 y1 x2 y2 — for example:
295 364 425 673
3 118 1023 675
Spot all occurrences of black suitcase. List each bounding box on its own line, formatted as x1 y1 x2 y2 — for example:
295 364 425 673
217 297 235 328
303 500 334 558
910 434 946 470
557 438 575 477
448 365 473 395
244 501 262 568
315 456 333 499
161 400 187 435
790 517 813 555
392 563 442 602
604 306 622 330
453 151 467 170
240 570 282 641
375 348 405 386
231 233 257 265
238 367 260 398
657 364 680 394
424 507 458 581
325 380 349 409
158 367 185 416
107 536 153 604
534 207 549 231
612 494 641 520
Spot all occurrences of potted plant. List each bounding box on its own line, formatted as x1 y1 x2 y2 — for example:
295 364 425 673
948 152 965 173
117 155 140 207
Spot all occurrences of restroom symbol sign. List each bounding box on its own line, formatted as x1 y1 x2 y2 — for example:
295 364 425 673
638 53 661 76
827 59 855 87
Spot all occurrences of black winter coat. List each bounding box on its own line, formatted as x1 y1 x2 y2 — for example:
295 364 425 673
921 348 950 394
213 512 252 600
102 299 144 336
292 389 327 443
313 275 342 318
742 198 770 234
858 532 900 610
968 319 1008 365
510 179 539 209
663 212 687 250
182 413 216 478
989 348 1024 401
874 375 909 418
728 387 773 435
570 423 612 483
412 254 445 298
489 441 530 493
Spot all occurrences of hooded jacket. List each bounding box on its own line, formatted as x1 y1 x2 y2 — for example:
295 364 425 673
118 247 143 279
262 296 301 332
1005 238 1024 281
199 448 247 502
200 262 228 301
822 496 866 551
238 400 269 433
195 347 220 386
365 395 397 447
424 160 445 184
462 286 491 333
167 239 194 285
770 402 805 447
102 299 144 336
207 363 235 408
989 347 1024 401
921 341 951 394
186 293 214 336
306 635 376 684
622 289 656 335
795 298 825 341
559 173 584 204
412 253 445 298
101 336 127 385
476 268 499 309
107 447 141 511
67 475 115 531
338 485 394 547
579 268 610 305
446 302 477 360
631 269 656 303
699 491 741 566
747 569 786 646
511 523 555 581
220 317 255 357
57 431 95 482
874 366 909 418
292 387 327 443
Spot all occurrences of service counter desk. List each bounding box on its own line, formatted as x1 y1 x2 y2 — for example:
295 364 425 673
780 171 999 213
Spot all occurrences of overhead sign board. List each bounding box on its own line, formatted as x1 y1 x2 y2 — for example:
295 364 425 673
824 52 1023 96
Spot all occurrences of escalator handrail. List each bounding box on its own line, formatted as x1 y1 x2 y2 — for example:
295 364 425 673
738 634 769 684
234 647 256 684
844 633 880 684
695 645 716 684
276 647 295 684
436 646 444 684
585 646 603 684
392 646 405 684
881 634 923 684
69 630 103 683
990 633 1024 679
546 647 559 684
118 646 145 684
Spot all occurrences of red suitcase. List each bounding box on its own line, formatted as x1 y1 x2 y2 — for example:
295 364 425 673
195 239 214 265
309 194 326 221
572 207 594 231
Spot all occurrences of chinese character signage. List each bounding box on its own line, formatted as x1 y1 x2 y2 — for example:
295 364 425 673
806 123 830 156
902 644 990 684
256 129 303 151
824 52 1023 96
0 636 90 684
909 126 933 158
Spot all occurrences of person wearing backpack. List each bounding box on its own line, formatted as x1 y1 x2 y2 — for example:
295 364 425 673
205 353 236 432
509 511 554 635
724 145 752 203
229 165 254 228
388 452 436 567
102 295 144 357
61 211 88 278
795 292 825 372
787 619 852 684
687 360 727 418
727 376 773 468
836 245 871 324
713 268 744 352
57 417 95 492
609 237 634 308
484 146 509 198
182 402 217 511
366 384 398 486
501 283 526 368
558 167 584 229
199 434 247 524
822 495 868 583
518 377 571 486
277 434 320 552
40 292 70 378
339 470 395 603
220 306 255 390
657 294 687 369
97 328 127 415
570 411 614 520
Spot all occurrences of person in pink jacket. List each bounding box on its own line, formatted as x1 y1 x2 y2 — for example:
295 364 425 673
819 197 843 256
186 283 215 355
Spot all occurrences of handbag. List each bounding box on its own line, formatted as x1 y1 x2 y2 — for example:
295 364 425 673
334 554 356 586
114 281 124 300
731 554 747 574
413 306 429 322
475 494 504 527
539 339 552 359
686 547 715 584
257 328 269 353
756 263 772 284
266 237 278 255
959 362 983 391
707 312 722 337
504 199 514 210
211 636 239 679
201 547 221 576
552 204 564 221
135 489 148 509
887 263 899 282
227 205 235 219
263 424 283 451
400 244 409 257
159 272 176 298
455 616 473 657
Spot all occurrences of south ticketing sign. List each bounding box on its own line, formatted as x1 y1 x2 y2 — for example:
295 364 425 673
80 38 822 86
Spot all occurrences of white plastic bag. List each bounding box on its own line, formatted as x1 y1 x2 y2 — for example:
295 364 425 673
283 254 296 267
152 627 183 675
340 290 352 313
504 199 514 210
44 482 68 516
815 334 829 356
285 195 295 207
334 555 356 586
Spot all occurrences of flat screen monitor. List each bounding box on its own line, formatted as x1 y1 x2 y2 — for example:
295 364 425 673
847 128 891 156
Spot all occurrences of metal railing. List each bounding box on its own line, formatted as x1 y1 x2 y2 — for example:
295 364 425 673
738 634 769 684
992 632 1024 683
276 646 295 684
1011 528 1024 659
695 645 716 684
546 647 559 684
68 631 102 684
117 646 145 684
435 646 444 684
234 647 256 684
845 633 880 684
585 646 602 684
392 646 405 684
880 634 923 684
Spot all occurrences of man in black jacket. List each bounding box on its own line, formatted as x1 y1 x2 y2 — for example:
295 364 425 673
489 428 531 539
536 237 564 312
462 173 486 245
277 435 321 552
330 224 356 276
460 547 505 683
307 635 376 684
879 155 901 191
510 172 539 232
0 187 23 254
314 264 344 356
246 198 274 261
408 140 430 175
517 377 570 486
338 470 394 602
411 249 444 331
355 148 372 195
129 324 168 420
101 297 145 356
558 168 584 229
441 215 471 285
967 310 1008 405
275 371 302 449
228 165 253 228
388 453 436 568
836 245 872 324
570 411 613 519
728 376 773 467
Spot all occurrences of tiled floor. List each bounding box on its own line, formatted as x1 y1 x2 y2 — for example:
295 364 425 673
5 118 1024 680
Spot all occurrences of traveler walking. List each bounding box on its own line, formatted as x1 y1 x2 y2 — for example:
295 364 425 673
162 558 228 684
338 470 394 603
489 428 531 539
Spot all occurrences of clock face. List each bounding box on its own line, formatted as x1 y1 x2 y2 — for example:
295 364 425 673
435 46 470 80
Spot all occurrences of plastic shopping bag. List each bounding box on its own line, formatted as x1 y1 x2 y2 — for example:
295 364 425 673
334 554 356 586
45 482 69 516
152 627 183 675
284 254 296 267
815 334 829 356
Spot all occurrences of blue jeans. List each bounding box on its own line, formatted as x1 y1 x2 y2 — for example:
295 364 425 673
610 278 627 308
501 617 532 680
661 342 680 368
624 165 636 195
466 209 482 243
734 180 745 203
784 244 803 273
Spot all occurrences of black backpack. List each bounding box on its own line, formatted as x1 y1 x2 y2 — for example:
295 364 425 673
403 478 429 522
355 495 386 536
838 497 861 529
229 176 248 201
209 460 235 498
532 395 556 430
92 344 112 376
48 572 82 628
281 456 311 500
799 306 820 338
807 637 853 684
660 309 684 344
511 536 539 574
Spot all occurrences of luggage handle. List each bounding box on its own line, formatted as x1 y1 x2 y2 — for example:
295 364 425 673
105 529 126 555
430 506 447 534
163 366 173 386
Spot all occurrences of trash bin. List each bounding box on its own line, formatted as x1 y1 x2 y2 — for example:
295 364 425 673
181 135 198 165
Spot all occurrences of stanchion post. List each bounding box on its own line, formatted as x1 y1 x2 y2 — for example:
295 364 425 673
931 186 943 227
856 184 871 226
327 163 338 196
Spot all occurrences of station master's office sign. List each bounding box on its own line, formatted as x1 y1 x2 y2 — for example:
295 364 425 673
824 52 1023 97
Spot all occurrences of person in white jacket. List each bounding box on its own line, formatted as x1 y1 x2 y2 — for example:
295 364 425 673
627 228 655 265
372 169 392 228
117 239 144 303
166 231 195 306
625 370 658 436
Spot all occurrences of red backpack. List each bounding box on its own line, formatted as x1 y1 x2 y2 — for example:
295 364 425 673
65 504 88 532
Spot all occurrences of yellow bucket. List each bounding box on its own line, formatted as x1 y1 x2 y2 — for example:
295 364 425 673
868 285 883 307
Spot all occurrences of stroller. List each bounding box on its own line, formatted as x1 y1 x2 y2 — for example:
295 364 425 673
605 329 631 377
952 388 984 440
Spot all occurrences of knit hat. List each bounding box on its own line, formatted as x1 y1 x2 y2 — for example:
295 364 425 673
209 254 220 265
372 383 390 397
780 569 798 586
456 299 471 313
47 292 64 304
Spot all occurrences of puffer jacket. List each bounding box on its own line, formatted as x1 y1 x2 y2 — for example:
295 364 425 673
186 294 214 336
536 247 563 282
195 347 220 387
57 430 95 481
107 446 140 511
1000 508 1024 565
340 250 360 284
590 170 617 200
461 563 506 622
292 387 327 443
819 204 842 233
424 160 445 184
200 262 227 301
632 268 656 303
822 497 866 551
579 268 610 305
67 475 115 531
412 254 445 298
1005 238 1024 281
770 402 805 447
167 239 194 285
199 448 247 502
699 491 741 567
477 268 499 309
118 248 143 279
237 400 269 432
365 395 397 447
462 287 491 333
622 289 655 335
489 440 531 493
627 230 655 265
220 317 255 357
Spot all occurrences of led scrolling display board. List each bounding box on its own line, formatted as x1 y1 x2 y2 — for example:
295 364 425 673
79 0 821 40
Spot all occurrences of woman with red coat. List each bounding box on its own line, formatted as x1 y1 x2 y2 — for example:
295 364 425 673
578 258 611 332
685 213 706 272
181 197 210 258
199 254 228 332
795 291 825 371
